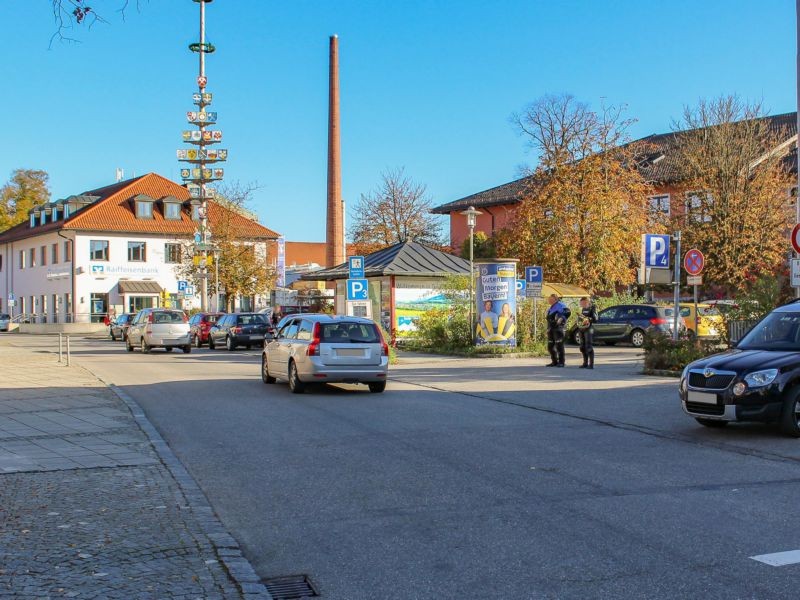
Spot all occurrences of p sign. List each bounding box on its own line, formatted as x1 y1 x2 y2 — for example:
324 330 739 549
524 266 543 283
642 234 671 269
346 278 369 301
516 279 526 295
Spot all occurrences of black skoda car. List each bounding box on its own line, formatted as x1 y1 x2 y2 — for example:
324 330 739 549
679 302 800 436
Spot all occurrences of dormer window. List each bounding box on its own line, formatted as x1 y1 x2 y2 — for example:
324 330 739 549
30 213 35 228
134 194 154 219
162 196 183 220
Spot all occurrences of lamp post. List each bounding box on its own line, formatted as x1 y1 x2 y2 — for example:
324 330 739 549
460 206 482 343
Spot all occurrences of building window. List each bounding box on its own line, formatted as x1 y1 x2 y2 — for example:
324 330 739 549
136 201 154 219
19 250 25 269
648 194 671 216
128 241 146 262
685 192 713 223
40 245 47 267
29 214 35 228
51 243 59 264
64 240 72 262
29 248 36 268
90 240 109 261
164 202 182 220
165 243 182 264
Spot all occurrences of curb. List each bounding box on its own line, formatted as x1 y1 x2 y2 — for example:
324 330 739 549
642 368 682 377
104 381 273 600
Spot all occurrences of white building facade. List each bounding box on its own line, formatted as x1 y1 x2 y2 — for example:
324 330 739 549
0 173 280 325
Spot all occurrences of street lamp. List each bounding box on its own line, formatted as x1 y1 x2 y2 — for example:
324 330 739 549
460 205 482 342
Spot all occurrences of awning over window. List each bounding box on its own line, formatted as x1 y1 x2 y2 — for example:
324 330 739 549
117 280 164 294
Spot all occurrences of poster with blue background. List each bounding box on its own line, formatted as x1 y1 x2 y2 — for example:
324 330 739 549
475 261 518 347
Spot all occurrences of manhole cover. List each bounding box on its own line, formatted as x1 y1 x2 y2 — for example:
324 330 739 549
262 574 319 599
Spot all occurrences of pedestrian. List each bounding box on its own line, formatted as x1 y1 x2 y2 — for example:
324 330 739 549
546 293 570 367
271 306 281 328
577 296 598 369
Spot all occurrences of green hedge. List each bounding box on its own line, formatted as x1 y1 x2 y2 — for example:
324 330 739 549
642 333 720 372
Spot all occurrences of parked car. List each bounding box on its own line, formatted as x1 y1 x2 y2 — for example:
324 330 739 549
679 303 724 339
208 312 274 351
679 300 800 436
0 313 10 332
126 308 191 353
262 314 389 394
109 313 134 341
189 312 223 347
570 304 685 348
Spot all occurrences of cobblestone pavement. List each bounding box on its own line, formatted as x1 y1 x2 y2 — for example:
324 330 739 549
0 340 271 599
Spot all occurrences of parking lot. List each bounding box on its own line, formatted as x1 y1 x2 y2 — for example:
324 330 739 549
8 334 800 599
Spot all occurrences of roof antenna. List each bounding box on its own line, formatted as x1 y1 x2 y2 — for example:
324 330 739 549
115 168 124 182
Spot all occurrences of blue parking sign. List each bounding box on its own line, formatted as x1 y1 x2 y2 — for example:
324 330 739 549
642 234 671 269
346 278 369 301
525 266 543 283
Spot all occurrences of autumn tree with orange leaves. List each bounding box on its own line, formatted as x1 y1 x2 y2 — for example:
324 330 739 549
672 96 793 290
495 94 654 291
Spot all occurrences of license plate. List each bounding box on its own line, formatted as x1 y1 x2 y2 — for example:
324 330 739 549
688 390 718 404
336 348 365 357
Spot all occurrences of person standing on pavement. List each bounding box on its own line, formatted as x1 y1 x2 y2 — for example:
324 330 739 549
577 296 598 369
546 294 571 367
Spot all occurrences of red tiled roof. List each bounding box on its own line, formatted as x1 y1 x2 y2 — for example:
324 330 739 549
0 173 280 243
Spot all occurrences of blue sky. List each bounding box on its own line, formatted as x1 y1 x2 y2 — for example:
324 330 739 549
0 0 796 242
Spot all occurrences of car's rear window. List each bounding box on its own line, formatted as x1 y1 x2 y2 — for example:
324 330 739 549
320 322 381 343
698 306 720 316
0 314 9 319
239 314 268 325
153 311 185 324
204 314 219 324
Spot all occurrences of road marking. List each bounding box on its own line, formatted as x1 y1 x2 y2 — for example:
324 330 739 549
750 550 800 566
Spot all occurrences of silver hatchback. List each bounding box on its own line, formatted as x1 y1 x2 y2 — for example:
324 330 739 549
126 309 192 354
262 314 389 393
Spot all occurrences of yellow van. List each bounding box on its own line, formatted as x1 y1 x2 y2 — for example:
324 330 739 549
679 303 724 338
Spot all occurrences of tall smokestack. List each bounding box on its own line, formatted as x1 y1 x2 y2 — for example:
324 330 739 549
326 34 345 268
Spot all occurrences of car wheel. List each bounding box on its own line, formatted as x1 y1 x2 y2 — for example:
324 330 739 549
368 381 386 393
141 338 151 354
209 336 216 350
194 335 202 348
165 347 173 352
126 337 134 352
288 360 305 394
630 329 645 348
780 387 800 437
226 336 236 351
262 355 276 384
695 418 728 428
574 331 583 347
183 345 192 354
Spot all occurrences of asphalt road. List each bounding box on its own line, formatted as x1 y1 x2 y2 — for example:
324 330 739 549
11 334 800 599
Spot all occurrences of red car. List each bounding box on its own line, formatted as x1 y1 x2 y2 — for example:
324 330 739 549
189 312 223 347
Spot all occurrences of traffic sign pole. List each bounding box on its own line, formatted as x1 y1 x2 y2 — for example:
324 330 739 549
673 231 681 340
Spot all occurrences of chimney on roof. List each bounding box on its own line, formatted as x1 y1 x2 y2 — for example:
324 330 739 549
115 168 124 182
326 35 345 268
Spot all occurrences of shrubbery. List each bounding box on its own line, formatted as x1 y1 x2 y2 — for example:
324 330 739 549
642 333 720 372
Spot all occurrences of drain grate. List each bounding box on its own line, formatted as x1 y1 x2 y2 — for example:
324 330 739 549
262 574 319 599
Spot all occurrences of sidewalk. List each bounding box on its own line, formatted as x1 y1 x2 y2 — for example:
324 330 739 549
0 340 271 599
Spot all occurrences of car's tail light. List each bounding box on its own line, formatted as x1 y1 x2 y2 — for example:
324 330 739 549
377 327 389 356
650 317 667 326
307 322 321 356
233 326 242 334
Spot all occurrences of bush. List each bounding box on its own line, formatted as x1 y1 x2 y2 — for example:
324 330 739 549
643 332 719 372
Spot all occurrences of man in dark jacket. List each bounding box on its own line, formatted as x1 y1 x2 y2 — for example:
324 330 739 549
577 296 598 369
546 294 571 367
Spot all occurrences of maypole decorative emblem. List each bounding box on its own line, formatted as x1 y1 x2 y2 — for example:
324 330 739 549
177 0 228 311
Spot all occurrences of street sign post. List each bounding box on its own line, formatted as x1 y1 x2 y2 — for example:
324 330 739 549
792 224 800 254
687 275 703 286
516 279 526 297
524 266 543 298
642 234 671 269
792 259 800 288
177 280 188 292
348 256 365 279
346 278 369 301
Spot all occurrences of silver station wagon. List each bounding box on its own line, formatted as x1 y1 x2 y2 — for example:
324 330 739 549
126 308 192 354
261 314 389 393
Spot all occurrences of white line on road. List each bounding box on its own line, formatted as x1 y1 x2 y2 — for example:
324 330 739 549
750 550 800 566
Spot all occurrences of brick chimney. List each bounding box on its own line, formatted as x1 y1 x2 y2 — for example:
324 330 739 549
326 34 345 268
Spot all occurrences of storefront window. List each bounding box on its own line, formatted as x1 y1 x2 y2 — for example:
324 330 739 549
90 293 109 323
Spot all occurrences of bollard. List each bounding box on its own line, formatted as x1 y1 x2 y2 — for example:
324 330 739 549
66 336 71 367
58 333 63 363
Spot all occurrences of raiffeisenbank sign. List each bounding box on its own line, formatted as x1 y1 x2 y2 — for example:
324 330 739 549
89 264 159 278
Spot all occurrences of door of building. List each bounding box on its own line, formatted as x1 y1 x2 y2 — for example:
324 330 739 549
90 293 109 323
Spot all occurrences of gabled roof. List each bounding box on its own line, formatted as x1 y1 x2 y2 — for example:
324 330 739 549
302 240 470 280
0 172 281 243
432 111 798 215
